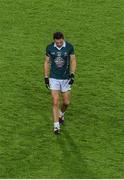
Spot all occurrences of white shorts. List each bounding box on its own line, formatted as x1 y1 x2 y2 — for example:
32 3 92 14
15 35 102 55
49 78 71 92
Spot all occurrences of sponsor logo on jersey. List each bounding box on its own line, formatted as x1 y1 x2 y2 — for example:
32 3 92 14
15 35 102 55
55 52 65 68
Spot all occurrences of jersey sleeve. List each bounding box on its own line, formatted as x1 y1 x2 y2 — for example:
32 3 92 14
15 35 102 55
45 45 50 57
70 44 75 55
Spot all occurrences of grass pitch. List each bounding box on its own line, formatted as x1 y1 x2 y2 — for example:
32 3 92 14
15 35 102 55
0 0 124 178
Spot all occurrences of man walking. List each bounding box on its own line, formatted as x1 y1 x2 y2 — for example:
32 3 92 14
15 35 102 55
44 32 77 134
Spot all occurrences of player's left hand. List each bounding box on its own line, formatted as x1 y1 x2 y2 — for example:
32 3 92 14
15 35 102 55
69 73 75 85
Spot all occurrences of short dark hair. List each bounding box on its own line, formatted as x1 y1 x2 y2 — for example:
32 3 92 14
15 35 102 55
53 32 64 40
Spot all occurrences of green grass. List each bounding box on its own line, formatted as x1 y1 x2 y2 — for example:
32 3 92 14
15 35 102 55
0 0 124 178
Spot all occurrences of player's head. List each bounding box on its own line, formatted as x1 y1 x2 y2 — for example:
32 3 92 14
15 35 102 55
53 32 64 48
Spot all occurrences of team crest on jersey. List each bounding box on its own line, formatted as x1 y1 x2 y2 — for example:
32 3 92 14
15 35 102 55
64 52 68 56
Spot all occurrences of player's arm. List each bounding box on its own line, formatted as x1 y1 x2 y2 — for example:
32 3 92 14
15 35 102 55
44 55 50 77
70 54 77 75
44 55 50 89
69 54 77 85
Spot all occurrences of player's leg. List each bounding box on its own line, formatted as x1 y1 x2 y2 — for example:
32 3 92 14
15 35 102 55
59 79 71 124
49 78 61 134
51 90 60 134
59 91 70 124
61 91 70 113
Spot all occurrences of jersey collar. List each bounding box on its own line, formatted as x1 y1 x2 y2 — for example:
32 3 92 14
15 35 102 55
54 41 66 50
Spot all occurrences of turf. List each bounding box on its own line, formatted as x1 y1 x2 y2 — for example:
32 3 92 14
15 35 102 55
0 0 124 178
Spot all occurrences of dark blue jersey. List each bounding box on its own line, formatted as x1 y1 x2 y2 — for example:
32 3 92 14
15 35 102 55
46 41 74 79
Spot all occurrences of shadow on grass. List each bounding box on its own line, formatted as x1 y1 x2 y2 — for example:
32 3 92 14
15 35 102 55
56 128 96 178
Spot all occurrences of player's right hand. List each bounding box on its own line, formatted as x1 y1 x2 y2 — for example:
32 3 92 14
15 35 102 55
44 77 50 89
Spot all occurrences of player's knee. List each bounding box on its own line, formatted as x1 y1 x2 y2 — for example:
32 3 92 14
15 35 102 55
63 100 70 106
53 99 59 107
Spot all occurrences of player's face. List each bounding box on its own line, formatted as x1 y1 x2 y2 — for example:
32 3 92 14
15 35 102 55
54 38 64 48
